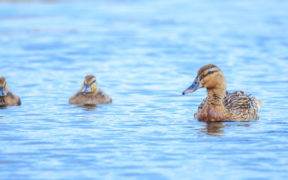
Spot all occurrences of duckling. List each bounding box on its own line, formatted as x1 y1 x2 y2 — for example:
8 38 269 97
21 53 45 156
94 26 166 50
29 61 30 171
182 64 262 122
69 75 112 105
0 77 21 106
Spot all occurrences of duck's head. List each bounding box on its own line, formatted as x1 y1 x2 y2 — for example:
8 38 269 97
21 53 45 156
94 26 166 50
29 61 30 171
182 64 226 95
0 77 8 97
81 75 98 94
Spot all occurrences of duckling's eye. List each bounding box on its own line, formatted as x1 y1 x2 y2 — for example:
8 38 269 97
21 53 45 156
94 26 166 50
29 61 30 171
90 80 96 85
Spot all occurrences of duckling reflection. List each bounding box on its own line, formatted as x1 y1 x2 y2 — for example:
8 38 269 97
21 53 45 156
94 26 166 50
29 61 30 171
182 64 262 122
69 75 112 105
75 104 97 111
0 77 21 106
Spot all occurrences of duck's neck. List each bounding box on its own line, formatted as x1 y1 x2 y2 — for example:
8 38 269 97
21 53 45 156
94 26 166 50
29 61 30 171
206 87 226 106
197 86 229 122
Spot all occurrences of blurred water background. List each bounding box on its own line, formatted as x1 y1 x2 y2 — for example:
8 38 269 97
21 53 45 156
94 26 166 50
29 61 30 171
0 0 288 179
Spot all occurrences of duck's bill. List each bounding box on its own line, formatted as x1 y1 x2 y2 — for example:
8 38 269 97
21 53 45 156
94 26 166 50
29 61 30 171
182 77 200 95
82 84 91 93
0 86 6 97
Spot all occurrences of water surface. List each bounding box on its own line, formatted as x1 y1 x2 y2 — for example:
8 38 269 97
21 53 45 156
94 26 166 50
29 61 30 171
1 0 288 179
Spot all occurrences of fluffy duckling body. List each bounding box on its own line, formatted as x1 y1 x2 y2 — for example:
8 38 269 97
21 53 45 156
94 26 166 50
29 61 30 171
182 64 262 122
0 77 21 106
69 75 112 105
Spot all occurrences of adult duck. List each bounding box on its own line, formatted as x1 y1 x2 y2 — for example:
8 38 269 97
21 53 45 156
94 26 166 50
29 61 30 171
69 75 112 105
0 77 21 106
182 64 262 122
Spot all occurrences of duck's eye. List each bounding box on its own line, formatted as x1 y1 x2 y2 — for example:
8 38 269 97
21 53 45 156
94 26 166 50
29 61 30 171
207 71 214 75
199 75 204 81
90 80 96 85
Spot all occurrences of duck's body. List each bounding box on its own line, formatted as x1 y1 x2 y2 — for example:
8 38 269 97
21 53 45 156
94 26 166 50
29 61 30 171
0 77 21 106
196 91 261 122
69 75 112 105
69 90 112 104
183 64 262 122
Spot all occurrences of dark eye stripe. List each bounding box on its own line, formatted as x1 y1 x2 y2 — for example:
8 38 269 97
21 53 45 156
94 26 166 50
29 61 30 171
199 70 219 80
207 71 215 75
90 80 96 85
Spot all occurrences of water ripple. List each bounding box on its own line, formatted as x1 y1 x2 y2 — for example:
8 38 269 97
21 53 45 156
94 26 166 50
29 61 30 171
1 0 288 179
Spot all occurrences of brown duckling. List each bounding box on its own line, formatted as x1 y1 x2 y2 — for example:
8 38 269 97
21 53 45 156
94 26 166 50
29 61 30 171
69 75 112 105
182 64 262 122
0 77 21 106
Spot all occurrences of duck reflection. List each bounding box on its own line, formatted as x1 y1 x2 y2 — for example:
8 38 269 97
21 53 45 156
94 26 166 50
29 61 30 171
201 122 251 137
203 122 225 137
0 105 8 109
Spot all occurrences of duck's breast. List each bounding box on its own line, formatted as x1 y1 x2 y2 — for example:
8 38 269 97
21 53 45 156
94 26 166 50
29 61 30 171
197 104 230 122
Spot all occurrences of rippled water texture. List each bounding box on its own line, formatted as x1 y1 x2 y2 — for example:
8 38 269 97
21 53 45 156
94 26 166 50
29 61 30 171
1 0 288 179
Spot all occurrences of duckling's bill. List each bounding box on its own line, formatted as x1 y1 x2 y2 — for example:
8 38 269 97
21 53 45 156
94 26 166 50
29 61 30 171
82 84 91 93
0 86 6 96
182 77 201 95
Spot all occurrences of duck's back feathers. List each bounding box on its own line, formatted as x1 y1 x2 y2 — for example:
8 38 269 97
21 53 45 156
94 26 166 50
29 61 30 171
195 91 261 122
0 92 21 106
224 91 260 121
69 90 112 105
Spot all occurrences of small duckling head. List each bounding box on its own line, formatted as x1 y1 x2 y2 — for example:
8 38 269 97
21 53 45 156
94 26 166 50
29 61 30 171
0 77 8 97
182 64 226 95
81 75 98 94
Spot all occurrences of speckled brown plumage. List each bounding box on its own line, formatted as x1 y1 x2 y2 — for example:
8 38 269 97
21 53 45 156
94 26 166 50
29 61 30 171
183 64 262 122
195 91 260 122
69 75 112 105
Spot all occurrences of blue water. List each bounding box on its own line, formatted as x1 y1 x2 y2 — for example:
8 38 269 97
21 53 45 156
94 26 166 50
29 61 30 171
1 0 288 179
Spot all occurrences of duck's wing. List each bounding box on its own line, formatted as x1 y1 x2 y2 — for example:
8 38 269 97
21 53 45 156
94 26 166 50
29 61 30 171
69 92 83 104
6 92 21 106
94 90 112 104
223 91 260 121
